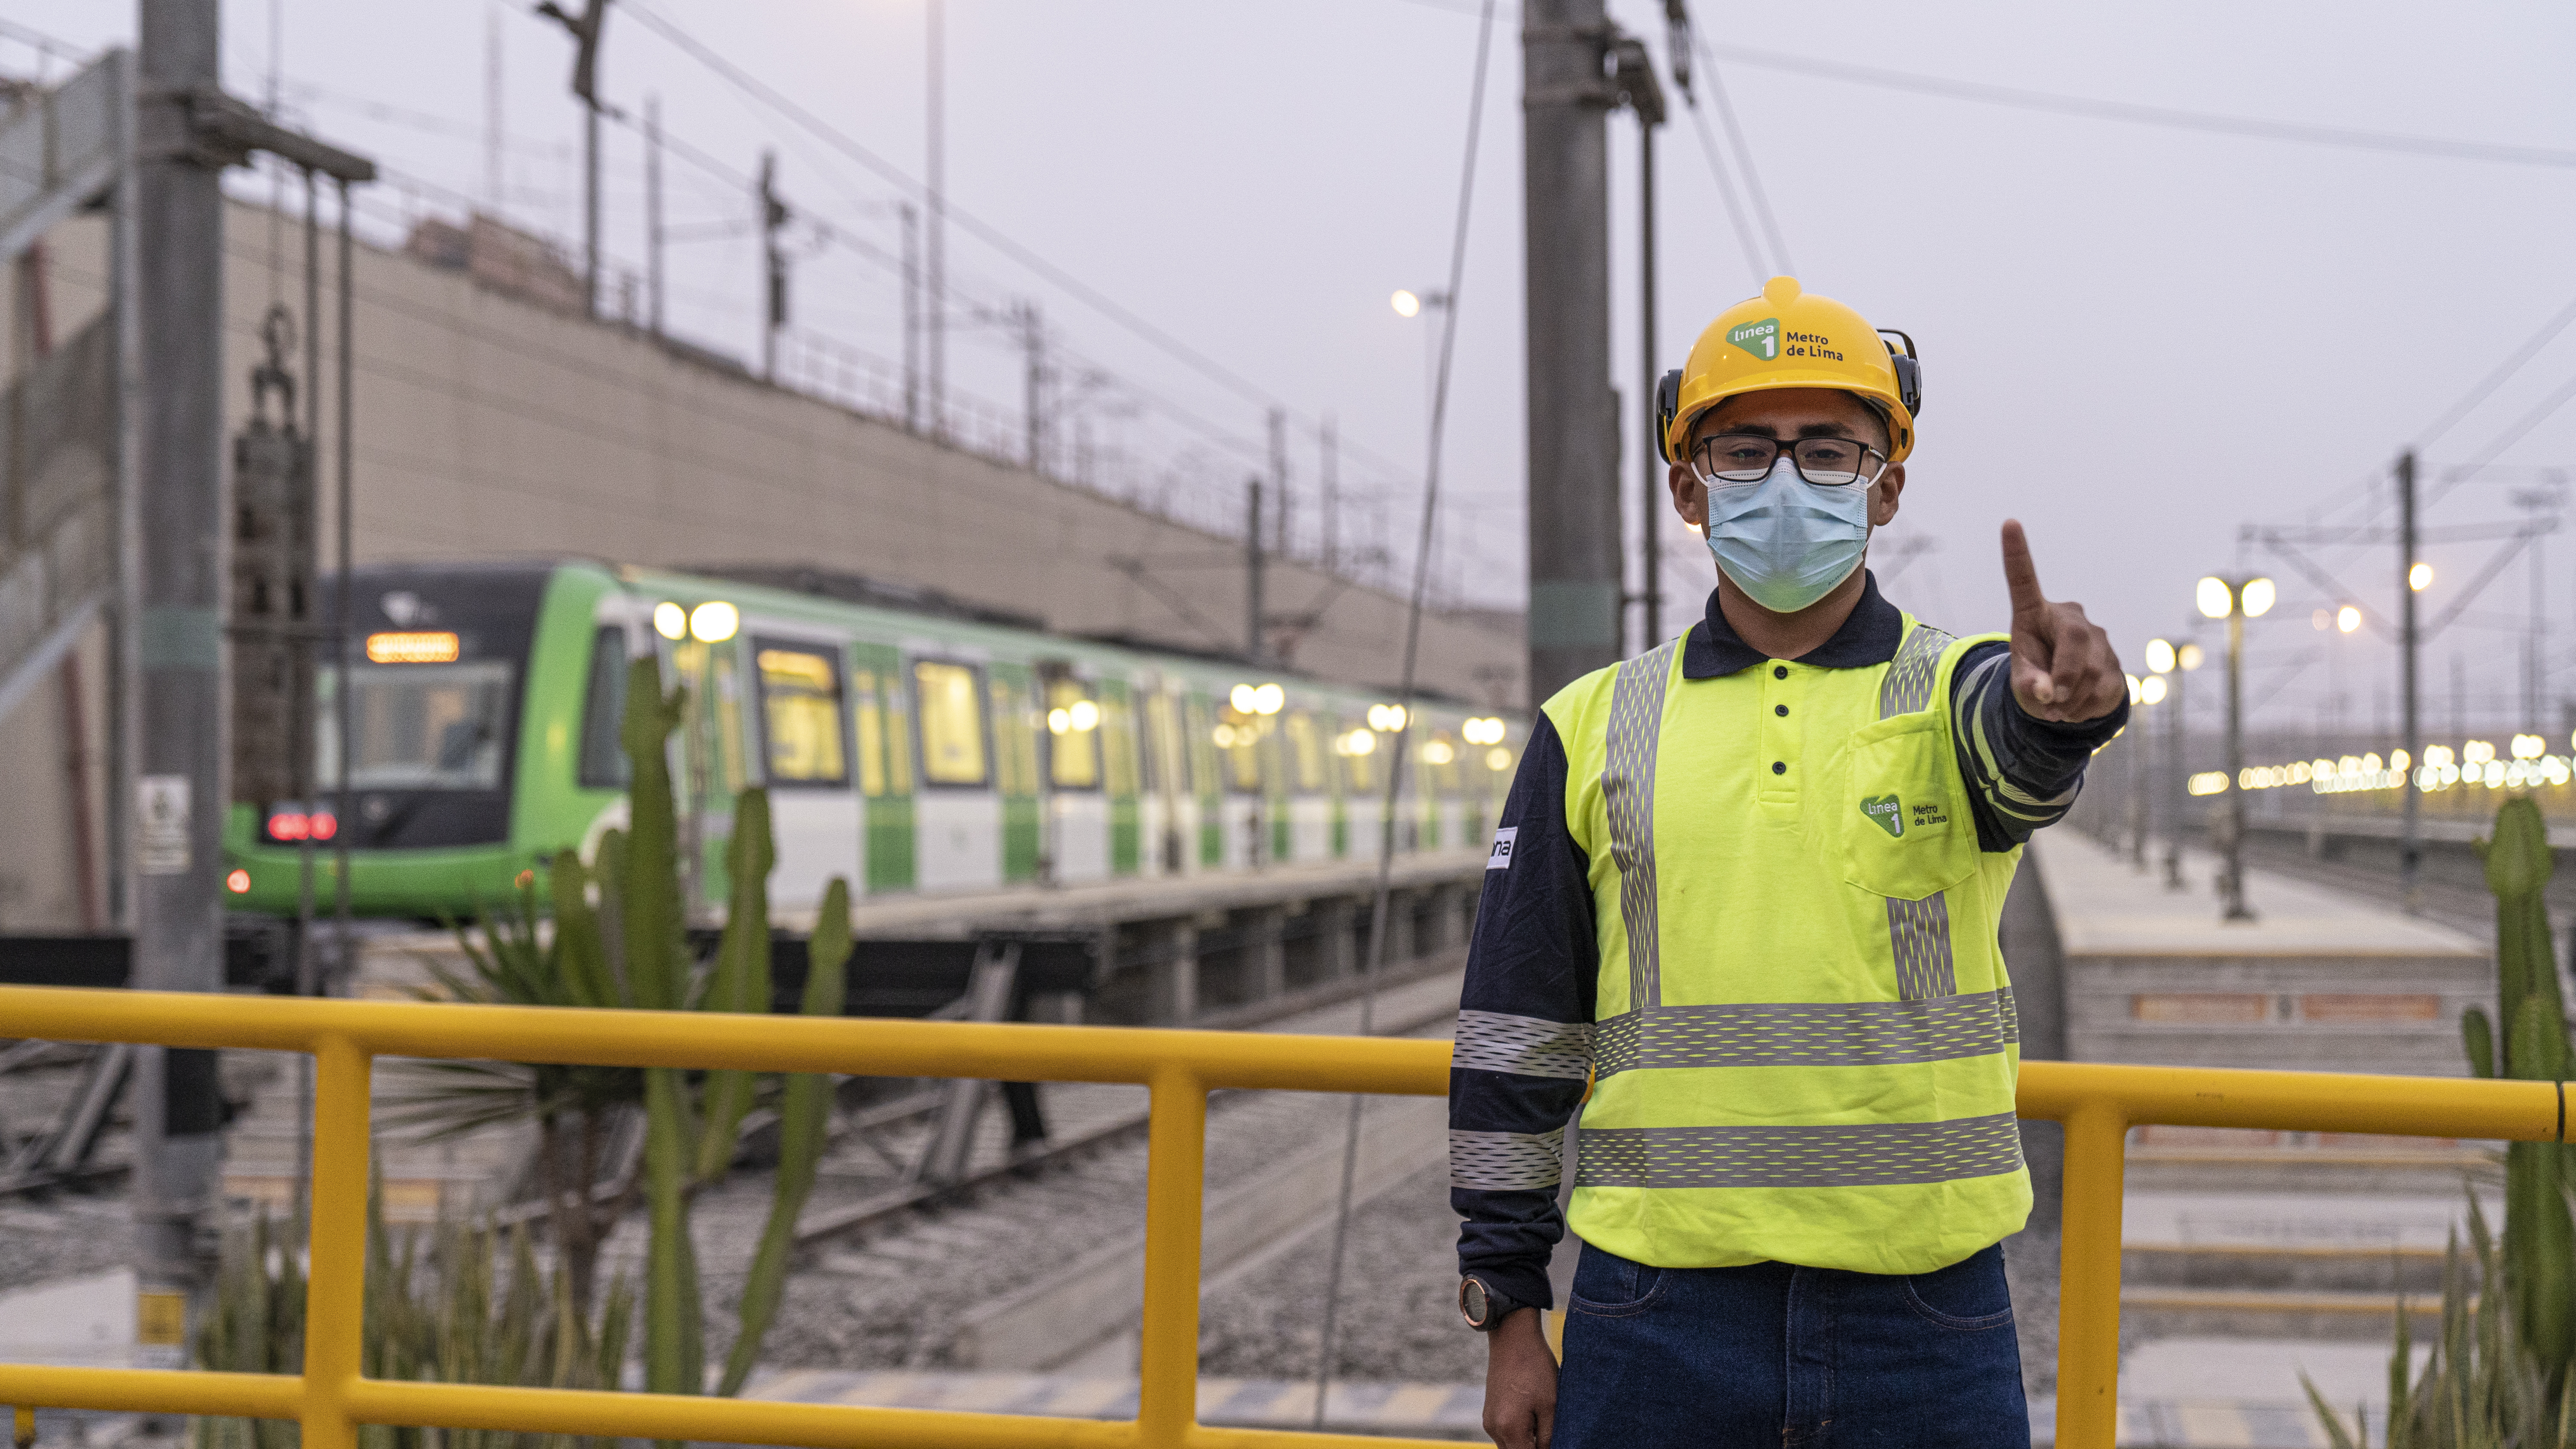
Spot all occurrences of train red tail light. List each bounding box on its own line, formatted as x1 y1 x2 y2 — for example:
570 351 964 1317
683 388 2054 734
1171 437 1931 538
267 812 309 841
310 812 337 841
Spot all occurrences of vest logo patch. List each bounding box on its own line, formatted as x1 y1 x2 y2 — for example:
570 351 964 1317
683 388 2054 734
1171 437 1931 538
1861 794 1904 838
1488 826 1519 870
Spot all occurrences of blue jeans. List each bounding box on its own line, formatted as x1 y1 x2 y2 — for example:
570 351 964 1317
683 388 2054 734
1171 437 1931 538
1553 1241 2028 1447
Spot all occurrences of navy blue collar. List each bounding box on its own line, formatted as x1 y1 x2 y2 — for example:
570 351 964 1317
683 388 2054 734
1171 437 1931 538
1681 570 1906 680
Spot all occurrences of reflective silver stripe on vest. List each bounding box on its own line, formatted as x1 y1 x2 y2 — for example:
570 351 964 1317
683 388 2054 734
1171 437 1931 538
1603 641 1678 1011
1573 1112 2024 1190
1450 1128 1566 1191
1454 1010 1595 1079
1592 988 2017 1078
1879 621 1955 716
1881 621 1960 999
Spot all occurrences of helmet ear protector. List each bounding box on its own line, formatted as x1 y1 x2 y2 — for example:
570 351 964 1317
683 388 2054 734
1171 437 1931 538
1877 329 1923 418
1654 367 1684 464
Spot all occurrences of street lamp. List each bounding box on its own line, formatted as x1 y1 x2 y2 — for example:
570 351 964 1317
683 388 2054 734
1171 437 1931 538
2145 637 2190 890
2196 575 2273 921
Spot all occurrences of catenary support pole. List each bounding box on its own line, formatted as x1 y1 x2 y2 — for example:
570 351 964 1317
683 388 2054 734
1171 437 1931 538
900 202 920 432
1523 0 1620 701
1268 407 1289 558
925 0 944 437
334 182 355 979
1321 412 1338 570
131 0 232 1364
2223 607 2250 921
2399 449 2421 913
293 167 323 1226
645 94 663 338
1637 119 1659 651
1245 478 1264 664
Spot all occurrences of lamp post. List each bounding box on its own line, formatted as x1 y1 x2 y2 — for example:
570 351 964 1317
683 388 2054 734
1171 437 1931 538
2197 575 2275 921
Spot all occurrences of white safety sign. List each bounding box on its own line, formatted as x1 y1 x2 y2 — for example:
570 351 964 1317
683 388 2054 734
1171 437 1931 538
136 775 191 875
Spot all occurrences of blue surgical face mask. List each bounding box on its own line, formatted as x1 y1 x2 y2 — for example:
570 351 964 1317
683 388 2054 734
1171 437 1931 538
1701 457 1873 613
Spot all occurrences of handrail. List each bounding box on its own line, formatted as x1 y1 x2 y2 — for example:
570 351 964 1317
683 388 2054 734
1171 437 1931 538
0 985 2559 1449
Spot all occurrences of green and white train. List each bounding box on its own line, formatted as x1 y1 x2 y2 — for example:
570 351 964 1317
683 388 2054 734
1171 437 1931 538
223 561 1522 920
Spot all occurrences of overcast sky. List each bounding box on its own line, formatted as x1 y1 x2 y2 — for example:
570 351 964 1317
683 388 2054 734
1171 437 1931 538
13 0 2576 734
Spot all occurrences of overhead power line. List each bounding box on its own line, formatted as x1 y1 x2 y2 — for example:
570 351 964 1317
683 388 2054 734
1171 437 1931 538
2413 291 2576 451
1703 42 2576 170
1690 35 1792 276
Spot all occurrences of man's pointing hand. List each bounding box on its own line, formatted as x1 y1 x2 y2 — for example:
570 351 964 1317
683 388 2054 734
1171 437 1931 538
2002 520 2126 723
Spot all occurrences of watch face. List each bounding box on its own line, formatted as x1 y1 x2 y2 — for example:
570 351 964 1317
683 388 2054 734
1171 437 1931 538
1459 1277 1490 1328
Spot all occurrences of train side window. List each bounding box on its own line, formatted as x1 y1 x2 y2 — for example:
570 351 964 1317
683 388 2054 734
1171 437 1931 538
1340 719 1376 794
1423 733 1463 797
756 640 848 787
1284 711 1325 795
1045 677 1101 789
853 667 888 797
1185 696 1218 798
577 625 630 789
1143 691 1187 794
914 659 990 786
1101 688 1139 797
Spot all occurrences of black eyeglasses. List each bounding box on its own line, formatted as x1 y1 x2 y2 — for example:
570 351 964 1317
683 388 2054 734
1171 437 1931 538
1690 433 1888 488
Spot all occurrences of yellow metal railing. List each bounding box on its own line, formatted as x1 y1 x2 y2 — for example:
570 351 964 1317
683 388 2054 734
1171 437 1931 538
0 985 2561 1449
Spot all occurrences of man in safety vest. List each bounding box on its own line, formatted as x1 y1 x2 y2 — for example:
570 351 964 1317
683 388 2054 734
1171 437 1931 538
1452 277 2128 1446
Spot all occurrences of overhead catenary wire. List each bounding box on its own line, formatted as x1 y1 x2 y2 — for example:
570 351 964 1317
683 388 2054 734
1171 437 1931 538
1309 0 1497 1426
1691 35 1792 276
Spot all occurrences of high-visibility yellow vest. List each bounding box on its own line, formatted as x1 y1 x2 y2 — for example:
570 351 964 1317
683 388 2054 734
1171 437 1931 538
1548 617 2029 1276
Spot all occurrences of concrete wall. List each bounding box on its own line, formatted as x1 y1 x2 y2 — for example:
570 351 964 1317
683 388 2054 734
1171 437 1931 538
0 197 1524 930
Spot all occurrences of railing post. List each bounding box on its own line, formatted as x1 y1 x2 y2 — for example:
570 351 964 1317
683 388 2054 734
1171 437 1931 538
1136 1063 1207 1449
2054 1097 2129 1449
301 1036 372 1449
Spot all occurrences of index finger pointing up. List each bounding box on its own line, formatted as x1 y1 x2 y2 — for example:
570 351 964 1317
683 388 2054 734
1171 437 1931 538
2000 519 2048 617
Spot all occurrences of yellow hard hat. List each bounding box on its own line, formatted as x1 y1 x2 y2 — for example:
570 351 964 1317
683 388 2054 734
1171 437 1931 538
1656 276 1922 465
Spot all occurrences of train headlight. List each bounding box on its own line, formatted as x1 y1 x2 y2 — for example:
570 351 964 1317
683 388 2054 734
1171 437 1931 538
689 601 740 643
653 602 687 640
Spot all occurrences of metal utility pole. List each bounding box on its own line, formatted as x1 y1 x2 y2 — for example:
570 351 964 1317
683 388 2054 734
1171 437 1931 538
1610 30 1667 652
1246 477 1265 664
132 0 233 1363
1321 413 1339 570
757 151 789 382
1267 407 1289 558
645 93 663 338
900 202 921 432
1523 0 1621 701
2398 449 2421 913
2163 655 2187 891
483 5 504 212
1012 299 1045 470
925 0 945 437
536 0 609 316
2221 605 2251 922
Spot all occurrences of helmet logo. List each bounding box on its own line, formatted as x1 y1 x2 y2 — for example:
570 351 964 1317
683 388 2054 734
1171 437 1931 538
1861 793 1904 838
1728 317 1780 361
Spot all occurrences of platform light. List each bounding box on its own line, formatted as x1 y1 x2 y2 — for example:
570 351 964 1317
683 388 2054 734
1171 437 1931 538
2514 733 2546 760
1391 289 1422 318
2139 675 2167 705
2177 643 2204 670
2124 673 2142 705
1367 703 1407 732
2187 771 2230 796
2196 577 2233 619
1340 728 1376 756
2410 562 2434 591
1462 716 1506 745
2336 605 2362 634
1213 723 1241 749
2144 638 2175 675
2464 739 2496 764
1252 682 1285 715
1421 739 1455 765
653 602 687 640
1231 684 1258 713
2239 578 2276 617
688 601 739 643
1486 747 1511 771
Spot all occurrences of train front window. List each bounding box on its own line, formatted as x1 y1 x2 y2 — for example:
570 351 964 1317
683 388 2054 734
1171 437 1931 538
319 660 516 791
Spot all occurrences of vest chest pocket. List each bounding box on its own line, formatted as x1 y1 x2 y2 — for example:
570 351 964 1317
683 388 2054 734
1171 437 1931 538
1807 710 1979 902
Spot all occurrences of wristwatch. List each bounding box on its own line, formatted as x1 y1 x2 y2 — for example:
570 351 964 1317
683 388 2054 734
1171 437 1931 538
1458 1276 1527 1331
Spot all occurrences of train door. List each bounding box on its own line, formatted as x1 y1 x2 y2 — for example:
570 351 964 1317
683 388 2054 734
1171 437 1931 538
1214 696 1264 867
848 642 917 896
665 627 754 909
1283 709 1330 861
988 662 1043 883
1099 677 1143 877
747 632 863 912
908 655 1003 894
1184 692 1222 867
1036 661 1109 885
1324 711 1353 858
